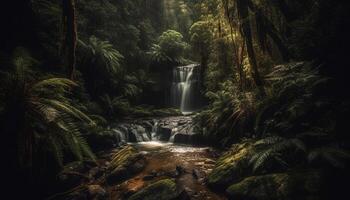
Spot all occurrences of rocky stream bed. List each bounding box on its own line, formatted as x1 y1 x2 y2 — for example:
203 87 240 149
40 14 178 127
53 115 329 200
53 116 227 200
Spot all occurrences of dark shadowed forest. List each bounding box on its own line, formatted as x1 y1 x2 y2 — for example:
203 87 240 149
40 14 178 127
1 0 350 199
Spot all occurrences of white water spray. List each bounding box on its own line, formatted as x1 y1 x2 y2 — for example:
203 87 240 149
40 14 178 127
171 64 199 114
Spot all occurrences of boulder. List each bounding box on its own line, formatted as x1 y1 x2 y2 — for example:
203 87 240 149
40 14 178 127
106 146 145 184
158 127 172 141
207 140 257 189
226 171 324 200
86 130 120 151
173 133 205 145
63 184 108 200
128 179 182 200
87 185 107 200
140 120 154 133
127 129 138 142
174 134 190 144
58 161 97 189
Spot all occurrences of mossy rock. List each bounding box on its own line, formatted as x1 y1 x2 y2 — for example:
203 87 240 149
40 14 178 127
207 140 257 189
128 179 180 200
58 160 97 189
106 146 145 184
86 130 120 151
152 108 182 117
226 171 323 200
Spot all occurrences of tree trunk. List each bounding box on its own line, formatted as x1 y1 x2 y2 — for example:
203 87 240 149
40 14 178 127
62 0 77 80
223 0 246 91
237 0 265 95
247 0 289 61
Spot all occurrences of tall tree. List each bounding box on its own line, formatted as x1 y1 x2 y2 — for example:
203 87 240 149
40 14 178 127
236 0 265 95
190 21 212 88
61 0 77 80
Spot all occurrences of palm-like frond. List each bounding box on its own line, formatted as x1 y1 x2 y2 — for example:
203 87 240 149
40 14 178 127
249 136 306 172
255 62 330 136
1 49 95 168
148 44 172 63
79 36 124 75
195 80 256 143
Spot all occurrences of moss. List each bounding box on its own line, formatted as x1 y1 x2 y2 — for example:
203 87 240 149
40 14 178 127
152 108 182 117
106 146 145 184
128 179 179 200
207 140 257 189
109 146 138 170
226 171 323 200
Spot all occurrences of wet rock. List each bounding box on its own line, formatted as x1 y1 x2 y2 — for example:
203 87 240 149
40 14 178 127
141 120 154 131
143 174 156 181
86 130 120 151
127 129 137 142
58 161 96 189
117 125 129 135
173 133 205 145
192 169 200 179
207 140 257 189
226 171 324 200
128 179 182 200
87 185 107 200
177 120 187 126
106 146 145 184
89 167 104 180
165 166 187 178
158 127 172 141
174 134 191 144
176 165 186 174
166 170 180 178
63 184 108 200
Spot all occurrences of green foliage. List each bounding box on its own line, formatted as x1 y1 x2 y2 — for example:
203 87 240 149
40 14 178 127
99 94 130 118
77 36 124 98
0 48 95 169
149 30 189 64
189 21 212 54
255 62 330 136
194 80 257 145
249 136 306 172
79 35 124 75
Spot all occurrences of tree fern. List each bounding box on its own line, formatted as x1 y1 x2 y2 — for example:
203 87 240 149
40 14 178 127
79 36 124 75
250 136 306 172
1 49 96 169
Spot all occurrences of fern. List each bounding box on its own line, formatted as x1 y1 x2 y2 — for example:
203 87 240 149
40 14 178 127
1 48 96 168
255 62 330 136
250 137 306 172
198 80 256 142
148 44 172 63
80 36 124 73
308 147 350 169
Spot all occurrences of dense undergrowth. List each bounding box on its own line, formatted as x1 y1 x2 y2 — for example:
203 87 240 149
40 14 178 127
1 0 350 199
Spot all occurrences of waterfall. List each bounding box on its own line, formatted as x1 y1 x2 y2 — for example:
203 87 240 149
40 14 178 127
171 64 199 113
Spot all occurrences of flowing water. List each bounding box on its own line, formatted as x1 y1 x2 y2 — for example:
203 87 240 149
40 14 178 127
171 64 200 114
106 116 226 199
111 141 226 200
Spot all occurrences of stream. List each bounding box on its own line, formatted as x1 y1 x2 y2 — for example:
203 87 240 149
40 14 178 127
109 141 226 200
88 64 223 199
96 114 227 199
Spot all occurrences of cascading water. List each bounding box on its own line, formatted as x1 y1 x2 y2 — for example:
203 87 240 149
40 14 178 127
171 64 200 113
